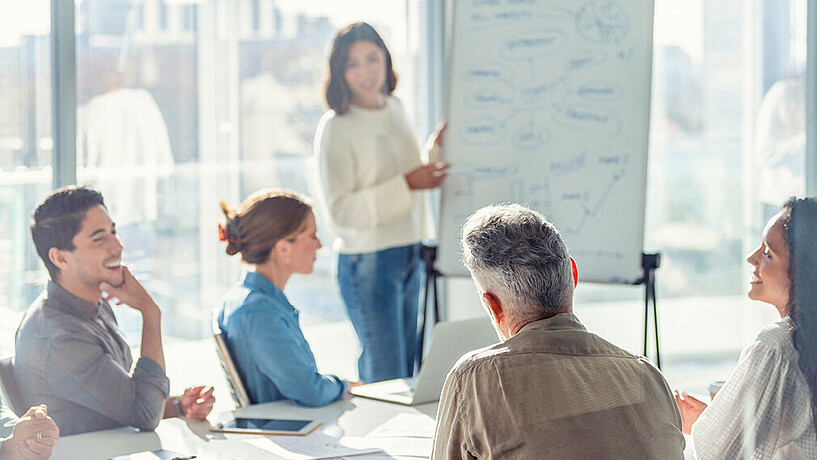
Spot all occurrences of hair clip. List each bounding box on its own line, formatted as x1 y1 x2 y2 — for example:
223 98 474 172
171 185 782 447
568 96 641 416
218 223 228 242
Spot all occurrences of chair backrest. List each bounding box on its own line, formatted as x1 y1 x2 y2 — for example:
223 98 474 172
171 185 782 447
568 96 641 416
212 316 251 408
0 355 26 417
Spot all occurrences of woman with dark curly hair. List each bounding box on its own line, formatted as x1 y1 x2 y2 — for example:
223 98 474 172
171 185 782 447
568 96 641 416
676 197 817 459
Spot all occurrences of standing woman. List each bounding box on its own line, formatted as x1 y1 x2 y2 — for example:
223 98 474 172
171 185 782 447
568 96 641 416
676 197 817 459
217 189 351 407
314 22 449 382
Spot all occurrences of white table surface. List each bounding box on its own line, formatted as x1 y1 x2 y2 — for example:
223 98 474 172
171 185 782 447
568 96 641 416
51 397 438 460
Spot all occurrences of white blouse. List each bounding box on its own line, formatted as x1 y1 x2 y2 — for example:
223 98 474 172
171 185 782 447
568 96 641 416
687 316 817 459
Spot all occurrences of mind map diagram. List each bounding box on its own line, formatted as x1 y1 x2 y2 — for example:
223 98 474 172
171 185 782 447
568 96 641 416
446 0 640 259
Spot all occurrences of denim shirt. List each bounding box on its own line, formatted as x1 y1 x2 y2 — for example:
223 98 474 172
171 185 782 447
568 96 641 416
217 271 347 407
14 281 170 435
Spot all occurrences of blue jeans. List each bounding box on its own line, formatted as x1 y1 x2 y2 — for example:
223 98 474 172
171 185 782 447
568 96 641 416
338 244 423 383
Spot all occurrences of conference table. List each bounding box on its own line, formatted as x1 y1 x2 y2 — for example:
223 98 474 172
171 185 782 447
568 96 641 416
51 397 439 459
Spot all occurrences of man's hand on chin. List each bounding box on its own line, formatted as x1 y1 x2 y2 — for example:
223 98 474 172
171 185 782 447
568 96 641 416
100 265 160 317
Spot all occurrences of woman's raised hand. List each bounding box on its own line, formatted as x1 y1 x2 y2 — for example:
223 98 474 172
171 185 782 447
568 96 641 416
405 163 450 190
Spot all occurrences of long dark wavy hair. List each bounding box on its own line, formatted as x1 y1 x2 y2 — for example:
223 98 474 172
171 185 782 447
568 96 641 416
780 197 817 433
324 22 398 115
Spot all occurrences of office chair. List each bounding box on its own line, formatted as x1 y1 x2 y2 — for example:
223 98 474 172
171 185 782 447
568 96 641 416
212 316 251 408
0 355 26 417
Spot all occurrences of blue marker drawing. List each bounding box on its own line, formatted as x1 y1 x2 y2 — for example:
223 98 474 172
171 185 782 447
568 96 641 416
513 124 551 150
514 76 570 109
464 88 511 109
574 0 630 43
549 151 587 177
443 0 650 280
553 104 621 136
565 49 608 72
459 117 508 145
500 28 567 60
463 61 516 88
576 80 624 102
552 155 629 235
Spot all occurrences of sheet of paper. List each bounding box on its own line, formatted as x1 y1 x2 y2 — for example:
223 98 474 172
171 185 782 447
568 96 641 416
366 413 437 439
129 454 162 460
109 450 187 460
244 434 383 460
340 436 432 458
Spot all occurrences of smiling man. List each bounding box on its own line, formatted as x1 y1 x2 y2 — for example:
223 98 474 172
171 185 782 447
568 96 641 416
14 186 214 436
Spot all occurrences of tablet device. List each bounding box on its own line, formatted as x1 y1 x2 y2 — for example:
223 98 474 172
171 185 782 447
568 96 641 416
210 417 321 436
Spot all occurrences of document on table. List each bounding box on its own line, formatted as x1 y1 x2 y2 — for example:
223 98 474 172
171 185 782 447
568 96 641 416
244 434 432 459
244 434 382 459
109 450 191 460
366 413 436 439
342 437 432 458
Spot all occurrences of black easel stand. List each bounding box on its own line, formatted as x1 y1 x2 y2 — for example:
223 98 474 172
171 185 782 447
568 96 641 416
416 245 441 372
639 253 661 368
415 247 662 371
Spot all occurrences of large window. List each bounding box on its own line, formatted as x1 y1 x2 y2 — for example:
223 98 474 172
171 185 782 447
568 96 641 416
648 0 806 298
0 1 53 354
0 0 421 351
0 0 811 383
577 0 808 363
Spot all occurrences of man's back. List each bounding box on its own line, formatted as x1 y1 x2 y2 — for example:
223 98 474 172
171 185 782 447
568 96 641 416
432 313 684 459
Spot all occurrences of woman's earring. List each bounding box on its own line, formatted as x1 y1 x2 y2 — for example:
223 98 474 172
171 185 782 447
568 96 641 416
285 257 291 265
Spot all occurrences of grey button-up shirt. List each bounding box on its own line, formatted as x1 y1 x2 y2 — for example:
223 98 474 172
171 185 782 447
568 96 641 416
14 281 169 435
432 313 685 459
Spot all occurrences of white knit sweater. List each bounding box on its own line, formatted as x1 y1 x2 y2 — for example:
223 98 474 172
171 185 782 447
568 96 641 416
314 96 435 254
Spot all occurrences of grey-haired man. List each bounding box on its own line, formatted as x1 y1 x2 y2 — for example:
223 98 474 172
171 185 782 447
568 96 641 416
432 204 684 459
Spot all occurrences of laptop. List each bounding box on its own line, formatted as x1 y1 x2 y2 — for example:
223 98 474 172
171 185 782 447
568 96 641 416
351 317 498 405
